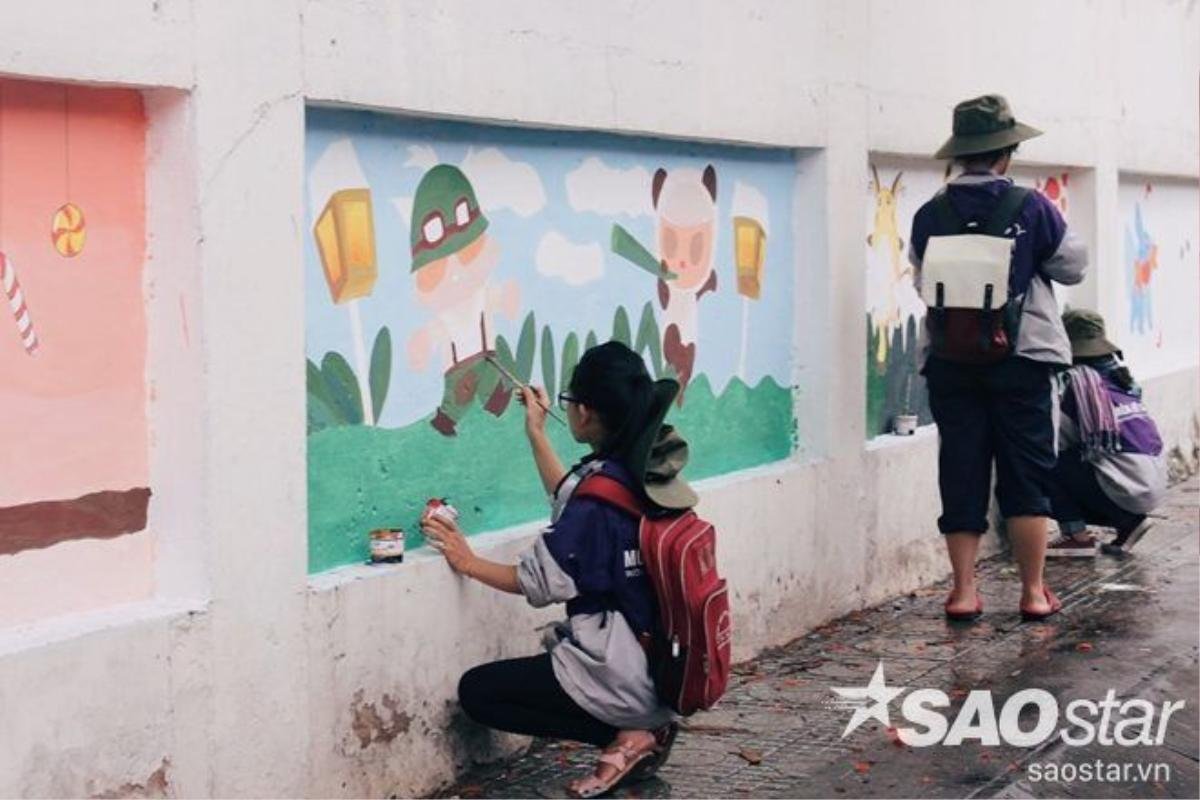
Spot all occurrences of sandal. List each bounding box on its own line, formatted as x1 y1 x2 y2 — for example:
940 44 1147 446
1020 586 1062 622
625 722 679 783
566 736 658 798
944 592 983 621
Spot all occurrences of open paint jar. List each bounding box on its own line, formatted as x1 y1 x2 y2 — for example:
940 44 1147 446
369 528 405 563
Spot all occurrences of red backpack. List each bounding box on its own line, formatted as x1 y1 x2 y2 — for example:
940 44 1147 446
575 475 732 716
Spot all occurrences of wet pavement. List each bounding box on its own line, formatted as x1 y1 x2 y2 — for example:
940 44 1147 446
437 479 1199 799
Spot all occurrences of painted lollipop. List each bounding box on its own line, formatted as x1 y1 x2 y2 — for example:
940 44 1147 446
0 251 39 355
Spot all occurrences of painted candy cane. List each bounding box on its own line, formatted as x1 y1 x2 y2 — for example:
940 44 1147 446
0 251 39 355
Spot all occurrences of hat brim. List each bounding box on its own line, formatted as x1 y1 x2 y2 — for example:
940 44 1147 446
934 122 1043 160
646 479 698 510
627 379 699 511
1071 337 1122 359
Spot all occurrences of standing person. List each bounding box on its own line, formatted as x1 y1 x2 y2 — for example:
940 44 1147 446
1047 309 1166 557
421 342 698 798
910 94 1088 621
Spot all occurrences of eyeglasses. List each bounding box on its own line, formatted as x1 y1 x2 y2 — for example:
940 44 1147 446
557 392 579 412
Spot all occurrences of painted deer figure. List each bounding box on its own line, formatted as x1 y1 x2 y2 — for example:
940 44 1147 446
866 165 909 364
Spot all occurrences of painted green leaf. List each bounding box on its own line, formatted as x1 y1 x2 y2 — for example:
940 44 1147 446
321 351 364 426
307 358 345 433
540 325 557 400
307 390 342 434
634 302 663 378
561 332 580 393
369 326 392 422
516 312 537 383
496 335 517 374
612 306 632 347
585 330 598 352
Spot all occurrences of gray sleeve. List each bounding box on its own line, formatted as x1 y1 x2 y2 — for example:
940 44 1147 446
1042 229 1087 286
516 534 579 608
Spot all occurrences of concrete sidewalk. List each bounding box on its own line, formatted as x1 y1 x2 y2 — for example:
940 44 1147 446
436 479 1199 799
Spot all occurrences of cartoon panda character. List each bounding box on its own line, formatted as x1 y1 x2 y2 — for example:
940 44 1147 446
652 165 718 404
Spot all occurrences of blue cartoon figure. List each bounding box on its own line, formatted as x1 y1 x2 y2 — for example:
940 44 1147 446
1124 203 1158 335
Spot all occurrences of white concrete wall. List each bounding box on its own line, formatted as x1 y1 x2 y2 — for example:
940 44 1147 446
1 1 1196 797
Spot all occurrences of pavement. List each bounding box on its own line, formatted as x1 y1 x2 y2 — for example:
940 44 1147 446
436 478 1199 799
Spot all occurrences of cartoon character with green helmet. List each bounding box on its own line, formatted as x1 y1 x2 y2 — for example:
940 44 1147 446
407 164 521 436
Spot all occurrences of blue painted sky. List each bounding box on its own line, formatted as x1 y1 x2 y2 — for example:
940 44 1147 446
305 108 798 428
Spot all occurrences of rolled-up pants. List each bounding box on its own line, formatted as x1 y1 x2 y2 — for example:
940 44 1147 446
925 356 1058 534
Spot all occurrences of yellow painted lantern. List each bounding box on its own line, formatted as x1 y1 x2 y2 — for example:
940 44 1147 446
732 215 766 299
314 188 377 304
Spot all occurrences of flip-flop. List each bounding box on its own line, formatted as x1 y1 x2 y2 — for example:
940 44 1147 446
944 592 983 621
1020 586 1062 622
566 740 657 799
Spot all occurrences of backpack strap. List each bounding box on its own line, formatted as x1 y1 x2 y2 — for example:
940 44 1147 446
574 474 644 518
931 193 964 234
983 186 1031 237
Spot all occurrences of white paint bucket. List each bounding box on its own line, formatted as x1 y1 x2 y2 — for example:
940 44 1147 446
893 414 919 436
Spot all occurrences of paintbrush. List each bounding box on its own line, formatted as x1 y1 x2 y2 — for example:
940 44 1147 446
484 355 568 426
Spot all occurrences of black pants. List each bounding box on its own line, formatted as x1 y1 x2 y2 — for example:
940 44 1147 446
925 357 1057 533
1049 449 1145 537
458 654 618 748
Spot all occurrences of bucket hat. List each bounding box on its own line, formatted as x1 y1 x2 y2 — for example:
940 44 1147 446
1063 308 1122 359
935 94 1043 160
626 379 699 510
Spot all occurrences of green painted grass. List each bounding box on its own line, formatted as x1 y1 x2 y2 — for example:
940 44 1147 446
307 373 795 573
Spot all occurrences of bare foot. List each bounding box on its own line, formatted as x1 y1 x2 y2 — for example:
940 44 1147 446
945 585 979 615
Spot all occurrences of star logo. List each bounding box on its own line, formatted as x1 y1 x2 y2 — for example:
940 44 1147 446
830 661 907 739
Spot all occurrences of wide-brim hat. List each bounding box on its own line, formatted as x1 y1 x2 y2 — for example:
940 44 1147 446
626 378 699 511
935 94 1043 160
1063 308 1122 359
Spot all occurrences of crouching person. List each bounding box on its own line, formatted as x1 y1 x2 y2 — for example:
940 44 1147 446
1048 309 1167 557
422 342 695 798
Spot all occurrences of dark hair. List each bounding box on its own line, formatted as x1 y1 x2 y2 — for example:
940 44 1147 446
956 144 1018 169
568 341 655 468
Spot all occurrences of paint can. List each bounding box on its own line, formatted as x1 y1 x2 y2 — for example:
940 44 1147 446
893 414 919 436
423 498 459 524
369 528 405 563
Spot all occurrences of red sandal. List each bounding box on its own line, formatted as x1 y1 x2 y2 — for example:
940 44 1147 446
944 592 983 621
1020 586 1062 621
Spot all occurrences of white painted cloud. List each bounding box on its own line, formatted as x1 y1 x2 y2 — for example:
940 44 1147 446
536 231 605 286
565 156 655 218
461 147 546 218
390 196 413 229
404 144 440 172
308 138 370 221
731 181 770 234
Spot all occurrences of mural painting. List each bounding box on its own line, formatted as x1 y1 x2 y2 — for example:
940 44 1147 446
306 110 799 573
864 160 1081 439
0 80 150 567
864 162 933 438
1118 178 1200 379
